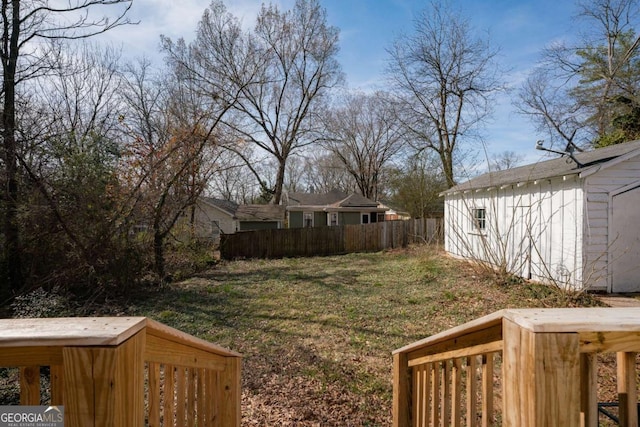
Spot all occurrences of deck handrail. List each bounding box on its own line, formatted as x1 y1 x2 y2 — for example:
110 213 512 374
0 317 241 426
393 308 640 427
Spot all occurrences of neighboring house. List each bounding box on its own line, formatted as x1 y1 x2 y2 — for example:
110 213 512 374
235 204 285 231
180 198 286 242
284 189 388 228
378 202 411 221
190 197 239 243
442 140 640 293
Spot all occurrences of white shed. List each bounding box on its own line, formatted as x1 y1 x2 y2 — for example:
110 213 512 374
443 140 640 293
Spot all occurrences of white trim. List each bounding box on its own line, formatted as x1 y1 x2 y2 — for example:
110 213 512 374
303 211 314 228
580 149 640 178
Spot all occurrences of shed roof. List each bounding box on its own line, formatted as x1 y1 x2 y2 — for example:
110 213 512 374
236 204 285 222
443 140 640 194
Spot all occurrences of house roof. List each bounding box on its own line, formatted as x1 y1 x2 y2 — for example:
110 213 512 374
287 189 348 206
235 204 285 222
443 140 640 194
286 189 379 208
201 197 239 216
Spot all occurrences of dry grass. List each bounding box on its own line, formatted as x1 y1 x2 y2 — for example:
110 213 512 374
128 245 606 426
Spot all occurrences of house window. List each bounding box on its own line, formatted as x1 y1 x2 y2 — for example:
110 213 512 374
362 213 370 224
303 212 314 228
328 212 338 226
472 208 486 231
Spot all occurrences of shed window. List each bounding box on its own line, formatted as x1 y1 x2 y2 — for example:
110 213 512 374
472 208 486 231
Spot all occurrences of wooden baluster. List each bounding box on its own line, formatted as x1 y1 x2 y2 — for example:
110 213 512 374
466 356 478 427
580 353 597 427
481 353 493 427
210 370 220 427
176 366 186 426
441 361 451 427
197 368 206 426
187 368 197 425
148 363 161 427
424 363 432 427
452 358 462 427
50 365 64 406
163 365 175 427
20 366 40 405
431 362 441 427
413 365 422 426
617 352 638 427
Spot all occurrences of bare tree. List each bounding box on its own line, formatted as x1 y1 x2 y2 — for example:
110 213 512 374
387 0 503 188
11 43 133 293
518 0 640 148
207 147 261 204
118 58 233 280
301 149 356 194
0 0 132 299
322 91 405 200
491 150 525 171
162 0 342 205
387 151 447 218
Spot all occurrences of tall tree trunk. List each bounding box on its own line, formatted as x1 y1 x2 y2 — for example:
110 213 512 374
1 0 24 300
273 159 287 205
153 229 165 280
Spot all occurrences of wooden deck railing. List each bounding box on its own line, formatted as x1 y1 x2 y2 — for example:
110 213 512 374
0 317 241 426
393 308 640 427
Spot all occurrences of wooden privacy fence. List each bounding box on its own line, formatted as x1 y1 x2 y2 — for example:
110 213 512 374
393 308 640 427
0 317 241 426
220 218 443 260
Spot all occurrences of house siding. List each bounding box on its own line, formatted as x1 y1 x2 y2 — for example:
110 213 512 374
584 156 640 291
289 211 303 228
445 176 584 289
342 212 361 225
239 221 279 231
188 202 236 243
314 212 326 227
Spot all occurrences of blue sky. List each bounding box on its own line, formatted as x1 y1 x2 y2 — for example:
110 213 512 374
107 0 581 166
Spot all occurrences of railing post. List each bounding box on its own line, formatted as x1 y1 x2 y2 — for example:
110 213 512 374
617 351 638 427
393 351 410 427
63 330 145 427
502 319 581 427
221 355 242 427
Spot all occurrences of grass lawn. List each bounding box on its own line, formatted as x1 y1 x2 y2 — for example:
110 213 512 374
130 245 598 426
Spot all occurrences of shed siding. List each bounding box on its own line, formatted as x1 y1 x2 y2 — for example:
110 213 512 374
584 156 640 291
445 177 583 288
